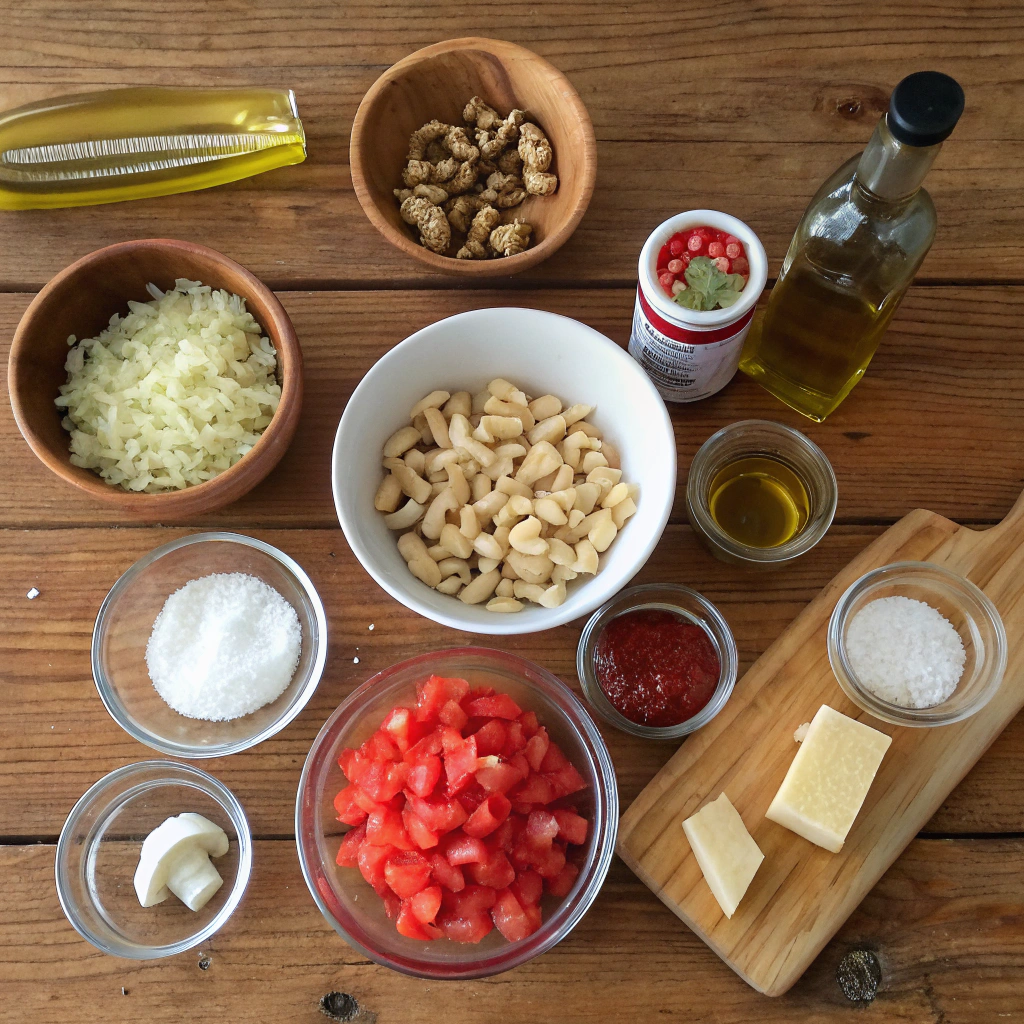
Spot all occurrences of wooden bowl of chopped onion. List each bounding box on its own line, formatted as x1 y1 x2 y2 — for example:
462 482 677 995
7 239 303 520
350 37 597 276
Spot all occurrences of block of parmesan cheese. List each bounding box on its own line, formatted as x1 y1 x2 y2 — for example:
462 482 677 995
682 793 764 919
766 705 892 853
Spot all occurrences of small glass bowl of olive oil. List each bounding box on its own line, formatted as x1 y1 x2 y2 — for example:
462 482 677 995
686 420 837 567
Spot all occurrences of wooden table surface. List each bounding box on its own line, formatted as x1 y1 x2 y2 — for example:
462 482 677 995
2 2 1022 1021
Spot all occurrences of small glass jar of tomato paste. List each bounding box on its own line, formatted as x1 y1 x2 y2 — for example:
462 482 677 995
576 583 738 739
630 210 767 403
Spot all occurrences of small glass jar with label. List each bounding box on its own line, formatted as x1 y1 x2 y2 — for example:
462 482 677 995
630 209 767 403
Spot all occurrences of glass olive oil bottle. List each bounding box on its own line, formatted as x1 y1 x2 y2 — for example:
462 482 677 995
739 72 964 421
0 87 305 210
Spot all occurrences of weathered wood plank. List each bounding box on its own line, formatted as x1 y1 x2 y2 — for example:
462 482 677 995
1 525 1019 838
3 286 1024 529
0 0 1019 285
1 837 1021 1021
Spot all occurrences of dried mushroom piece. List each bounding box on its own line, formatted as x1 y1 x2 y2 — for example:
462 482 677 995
400 196 451 254
484 170 527 209
394 183 448 205
519 123 558 196
457 205 501 259
463 96 503 130
407 119 451 161
490 220 533 257
445 193 491 234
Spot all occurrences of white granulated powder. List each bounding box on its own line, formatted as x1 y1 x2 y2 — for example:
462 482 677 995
845 595 966 709
146 572 302 721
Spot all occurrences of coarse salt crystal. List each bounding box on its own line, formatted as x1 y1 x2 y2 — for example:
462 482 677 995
146 572 301 722
26 587 39 600
845 595 965 709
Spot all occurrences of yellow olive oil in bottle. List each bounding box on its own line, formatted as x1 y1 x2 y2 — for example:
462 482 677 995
739 72 964 421
0 86 305 210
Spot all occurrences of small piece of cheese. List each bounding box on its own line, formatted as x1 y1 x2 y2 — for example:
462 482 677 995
766 705 892 853
682 793 764 919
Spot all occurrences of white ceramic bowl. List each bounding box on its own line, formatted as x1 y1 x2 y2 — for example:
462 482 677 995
333 308 676 634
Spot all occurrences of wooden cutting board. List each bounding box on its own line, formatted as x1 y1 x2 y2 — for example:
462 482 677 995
616 497 1024 996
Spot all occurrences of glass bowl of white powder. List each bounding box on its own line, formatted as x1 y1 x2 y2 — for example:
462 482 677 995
828 561 1006 727
93 532 328 757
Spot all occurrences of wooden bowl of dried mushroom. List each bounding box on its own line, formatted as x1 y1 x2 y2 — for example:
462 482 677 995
350 36 597 276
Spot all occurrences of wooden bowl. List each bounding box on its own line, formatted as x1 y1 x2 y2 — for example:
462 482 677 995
350 37 597 277
7 239 303 521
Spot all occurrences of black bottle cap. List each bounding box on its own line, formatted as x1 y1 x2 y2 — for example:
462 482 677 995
887 71 965 147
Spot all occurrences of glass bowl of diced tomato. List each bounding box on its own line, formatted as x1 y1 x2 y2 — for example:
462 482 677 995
295 647 618 979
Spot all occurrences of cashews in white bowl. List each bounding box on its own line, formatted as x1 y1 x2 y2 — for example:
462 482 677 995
332 307 676 635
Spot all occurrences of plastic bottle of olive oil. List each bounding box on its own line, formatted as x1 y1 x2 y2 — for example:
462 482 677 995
0 86 305 210
738 72 964 422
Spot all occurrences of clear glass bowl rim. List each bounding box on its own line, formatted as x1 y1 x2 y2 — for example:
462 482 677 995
686 419 838 564
91 531 329 758
827 560 1008 727
54 759 253 959
576 583 739 739
294 645 619 980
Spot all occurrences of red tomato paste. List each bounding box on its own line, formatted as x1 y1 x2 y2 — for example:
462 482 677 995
333 674 590 944
594 608 720 728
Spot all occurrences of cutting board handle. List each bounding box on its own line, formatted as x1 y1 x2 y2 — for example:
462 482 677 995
989 485 1024 541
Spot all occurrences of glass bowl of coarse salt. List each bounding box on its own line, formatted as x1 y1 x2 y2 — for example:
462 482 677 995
93 532 328 757
828 561 1007 728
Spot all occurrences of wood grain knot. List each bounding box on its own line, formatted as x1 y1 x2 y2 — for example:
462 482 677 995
836 948 881 1003
197 955 211 971
320 992 376 1023
816 85 888 123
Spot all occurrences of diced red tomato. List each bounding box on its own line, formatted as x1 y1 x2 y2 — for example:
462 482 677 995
402 805 440 850
437 910 493 943
552 809 589 846
443 733 479 793
405 793 468 834
491 888 538 942
365 807 414 850
658 271 675 290
338 747 357 780
439 699 469 730
381 706 420 753
384 850 432 898
404 729 443 763
547 861 580 898
687 233 705 254
333 785 369 826
359 729 400 763
534 844 567 879
732 255 749 275
511 869 544 907
713 256 731 274
669 237 685 257
667 258 684 274
468 850 516 889
517 710 540 736
472 719 507 757
357 842 395 895
523 728 550 772
466 694 522 720
476 759 526 795
509 773 556 809
463 793 512 839
429 852 466 892
396 899 442 940
333 678 590 945
725 241 742 259
336 822 367 867
502 720 527 756
405 753 442 798
707 240 725 259
656 243 671 270
442 832 489 865
524 809 560 849
408 884 442 925
415 674 471 723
